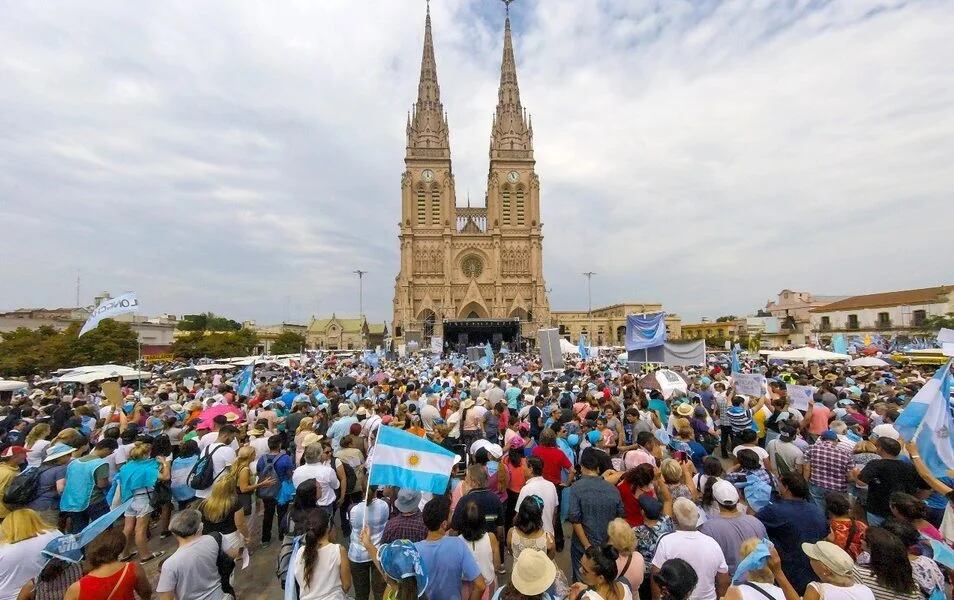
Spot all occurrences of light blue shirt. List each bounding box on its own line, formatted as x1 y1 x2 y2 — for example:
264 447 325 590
327 415 358 450
348 498 390 562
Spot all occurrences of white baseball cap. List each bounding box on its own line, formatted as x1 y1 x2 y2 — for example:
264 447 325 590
712 479 740 506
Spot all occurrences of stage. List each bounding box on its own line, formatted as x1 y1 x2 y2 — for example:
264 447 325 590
443 318 522 352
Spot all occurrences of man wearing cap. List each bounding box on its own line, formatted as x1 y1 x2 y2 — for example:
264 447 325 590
381 488 427 544
651 497 730 600
0 445 26 519
698 480 766 574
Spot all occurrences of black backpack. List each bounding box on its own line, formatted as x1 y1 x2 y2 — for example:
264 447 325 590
188 444 224 490
3 466 47 506
336 458 357 495
256 454 284 500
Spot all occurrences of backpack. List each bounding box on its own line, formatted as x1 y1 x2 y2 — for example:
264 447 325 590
335 458 357 495
3 466 47 506
188 444 224 490
256 454 284 500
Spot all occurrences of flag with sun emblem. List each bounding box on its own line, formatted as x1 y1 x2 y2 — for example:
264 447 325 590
368 426 458 494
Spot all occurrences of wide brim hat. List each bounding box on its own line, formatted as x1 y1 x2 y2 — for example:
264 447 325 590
43 443 75 462
394 488 422 513
801 541 853 576
675 403 693 417
378 540 428 597
510 548 556 595
460 399 476 410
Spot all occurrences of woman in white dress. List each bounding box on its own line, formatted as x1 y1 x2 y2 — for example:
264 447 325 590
294 508 351 600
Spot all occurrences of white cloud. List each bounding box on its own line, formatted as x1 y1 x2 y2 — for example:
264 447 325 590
0 0 951 325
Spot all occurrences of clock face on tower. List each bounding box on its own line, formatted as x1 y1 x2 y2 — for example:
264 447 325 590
507 170 519 183
421 169 434 182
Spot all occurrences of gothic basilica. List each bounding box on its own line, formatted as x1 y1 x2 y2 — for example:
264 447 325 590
392 3 550 351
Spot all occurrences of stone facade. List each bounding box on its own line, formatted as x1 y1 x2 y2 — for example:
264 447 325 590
551 304 681 346
305 315 387 351
392 5 549 346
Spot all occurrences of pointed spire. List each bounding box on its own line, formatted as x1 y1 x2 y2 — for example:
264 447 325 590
407 1 450 159
490 9 533 160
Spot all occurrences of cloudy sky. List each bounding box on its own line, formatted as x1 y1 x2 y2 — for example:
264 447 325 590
2 0 952 326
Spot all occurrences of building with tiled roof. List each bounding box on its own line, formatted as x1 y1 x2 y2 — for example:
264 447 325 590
305 315 388 350
809 285 952 339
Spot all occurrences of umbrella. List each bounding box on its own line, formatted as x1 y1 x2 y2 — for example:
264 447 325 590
505 365 524 376
371 372 389 383
332 376 357 391
763 347 850 362
848 356 889 367
637 369 688 399
0 380 28 392
197 404 245 429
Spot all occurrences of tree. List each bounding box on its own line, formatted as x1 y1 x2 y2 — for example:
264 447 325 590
0 320 138 377
176 312 241 332
172 328 259 360
68 320 138 365
270 331 306 355
716 315 738 322
919 312 954 331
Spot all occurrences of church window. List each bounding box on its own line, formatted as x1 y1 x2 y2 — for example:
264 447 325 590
515 186 525 225
416 186 426 225
501 186 512 226
430 184 440 225
461 255 483 278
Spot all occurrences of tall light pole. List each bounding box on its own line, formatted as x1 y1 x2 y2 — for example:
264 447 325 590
353 270 367 319
582 272 596 343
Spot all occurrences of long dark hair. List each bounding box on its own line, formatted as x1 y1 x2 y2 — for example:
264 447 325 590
866 527 916 594
514 495 543 535
301 509 331 588
699 457 724 509
459 500 485 542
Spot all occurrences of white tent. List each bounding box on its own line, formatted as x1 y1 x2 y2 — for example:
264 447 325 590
58 365 152 384
765 347 850 362
0 380 28 392
559 338 579 355
848 356 890 367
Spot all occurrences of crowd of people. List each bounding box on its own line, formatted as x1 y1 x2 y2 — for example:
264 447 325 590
0 349 950 600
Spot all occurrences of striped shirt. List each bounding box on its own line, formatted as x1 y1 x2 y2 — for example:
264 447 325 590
852 565 919 600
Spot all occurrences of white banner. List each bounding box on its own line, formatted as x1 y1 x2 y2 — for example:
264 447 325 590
430 336 443 355
786 384 815 411
732 372 766 397
79 292 139 336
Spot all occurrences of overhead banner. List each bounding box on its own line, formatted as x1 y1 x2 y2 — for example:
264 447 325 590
79 292 139 336
628 340 706 367
537 328 565 372
625 312 667 352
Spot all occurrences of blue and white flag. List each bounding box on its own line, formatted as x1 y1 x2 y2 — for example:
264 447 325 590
235 361 256 398
578 334 589 360
625 312 667 352
368 426 457 494
832 333 848 355
43 498 135 562
79 292 139 336
730 344 741 374
482 342 494 369
895 360 954 477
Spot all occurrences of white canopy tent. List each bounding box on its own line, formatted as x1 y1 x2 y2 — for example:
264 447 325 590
765 347 850 362
559 338 580 355
58 366 152 384
0 380 28 392
848 356 890 367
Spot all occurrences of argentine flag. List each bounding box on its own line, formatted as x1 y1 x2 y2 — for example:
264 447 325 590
235 361 255 398
578 334 589 360
895 359 954 477
368 426 457 494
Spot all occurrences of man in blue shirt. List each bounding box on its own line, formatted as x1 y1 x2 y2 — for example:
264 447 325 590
415 496 486 600
756 472 829 594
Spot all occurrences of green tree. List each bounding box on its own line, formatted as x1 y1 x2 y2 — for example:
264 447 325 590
0 320 138 377
716 315 738 322
176 312 241 332
919 312 954 331
68 320 138 365
172 329 259 360
270 331 306 355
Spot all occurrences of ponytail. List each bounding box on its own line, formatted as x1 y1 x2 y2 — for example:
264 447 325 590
301 509 329 587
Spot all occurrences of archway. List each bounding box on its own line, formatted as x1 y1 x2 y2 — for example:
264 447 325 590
616 325 626 344
458 301 489 319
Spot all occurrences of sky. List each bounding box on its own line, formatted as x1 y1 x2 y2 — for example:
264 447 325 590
1 0 952 326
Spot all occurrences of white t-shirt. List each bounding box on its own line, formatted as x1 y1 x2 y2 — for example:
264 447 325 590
736 582 785 600
0 530 62 600
516 476 559 536
194 442 236 499
292 463 340 506
293 544 344 600
114 442 136 467
198 431 239 452
732 444 770 463
25 439 51 468
651 530 728 600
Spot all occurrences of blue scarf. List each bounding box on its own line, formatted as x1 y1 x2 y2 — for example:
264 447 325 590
107 459 160 504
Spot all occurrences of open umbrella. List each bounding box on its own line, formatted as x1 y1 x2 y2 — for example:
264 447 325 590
505 365 525 376
848 356 889 367
332 376 357 391
637 369 688 399
197 404 245 429
371 372 389 384
0 380 28 392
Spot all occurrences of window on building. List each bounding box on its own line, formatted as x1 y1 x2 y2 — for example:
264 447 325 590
616 326 626 343
559 324 568 337
430 185 440 225
820 316 831 330
515 186 525 225
877 312 890 327
395 326 402 337
913 309 927 326
847 314 859 329
501 186 512 225
416 187 426 225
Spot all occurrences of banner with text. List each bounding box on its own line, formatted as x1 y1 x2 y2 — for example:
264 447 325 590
733 373 767 397
786 384 815 411
79 292 139 337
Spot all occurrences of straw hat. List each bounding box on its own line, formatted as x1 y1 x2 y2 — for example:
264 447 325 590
510 549 556 595
801 541 853 576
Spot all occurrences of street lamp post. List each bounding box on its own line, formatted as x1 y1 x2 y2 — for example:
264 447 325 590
582 272 596 344
353 270 367 319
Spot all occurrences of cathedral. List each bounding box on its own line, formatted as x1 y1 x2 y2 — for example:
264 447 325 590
392 2 550 351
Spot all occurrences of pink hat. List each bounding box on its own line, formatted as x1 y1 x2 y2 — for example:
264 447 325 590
382 415 393 425
510 436 526 450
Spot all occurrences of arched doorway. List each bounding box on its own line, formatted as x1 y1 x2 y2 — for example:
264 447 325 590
616 325 626 344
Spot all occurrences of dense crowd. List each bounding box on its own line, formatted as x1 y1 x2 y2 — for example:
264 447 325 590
0 351 951 600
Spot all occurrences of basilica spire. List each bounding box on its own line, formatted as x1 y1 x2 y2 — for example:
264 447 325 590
406 2 450 159
490 9 533 160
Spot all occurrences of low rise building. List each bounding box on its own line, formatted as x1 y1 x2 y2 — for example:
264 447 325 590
550 303 681 346
246 322 308 355
680 319 746 343
764 290 847 347
810 285 952 340
305 315 388 350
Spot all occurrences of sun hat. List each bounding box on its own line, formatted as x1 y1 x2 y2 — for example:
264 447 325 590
460 399 476 410
801 541 854 576
675 403 693 417
394 488 422 513
378 540 428 596
510 548 556 595
509 436 526 450
712 479 740 506
672 497 699 527
43 443 75 462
